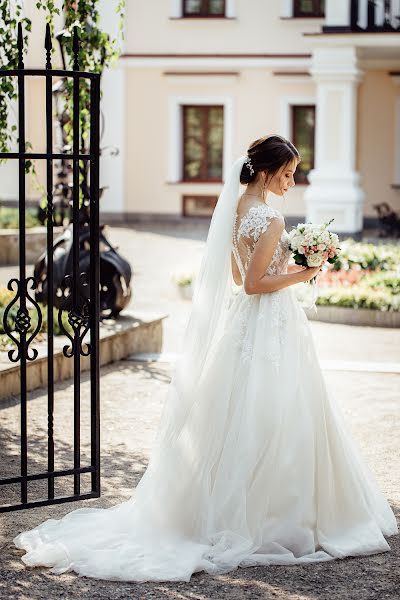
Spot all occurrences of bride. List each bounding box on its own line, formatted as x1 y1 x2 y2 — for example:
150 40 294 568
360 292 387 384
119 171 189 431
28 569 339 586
14 134 398 582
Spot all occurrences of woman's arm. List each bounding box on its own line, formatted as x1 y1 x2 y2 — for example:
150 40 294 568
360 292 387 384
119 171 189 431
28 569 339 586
244 218 321 295
287 263 305 274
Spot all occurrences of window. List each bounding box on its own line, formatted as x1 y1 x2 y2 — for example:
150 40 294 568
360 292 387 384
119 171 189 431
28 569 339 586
291 105 315 184
293 0 325 17
182 0 225 17
182 105 224 182
182 195 218 217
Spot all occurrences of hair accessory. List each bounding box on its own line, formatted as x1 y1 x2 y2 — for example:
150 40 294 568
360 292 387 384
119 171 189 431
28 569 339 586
245 155 254 176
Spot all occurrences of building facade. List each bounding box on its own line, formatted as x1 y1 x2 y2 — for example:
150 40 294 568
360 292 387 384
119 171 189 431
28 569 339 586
1 1 399 234
102 0 400 233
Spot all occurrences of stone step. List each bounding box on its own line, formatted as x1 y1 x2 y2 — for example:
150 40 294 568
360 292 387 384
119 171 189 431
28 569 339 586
0 310 168 401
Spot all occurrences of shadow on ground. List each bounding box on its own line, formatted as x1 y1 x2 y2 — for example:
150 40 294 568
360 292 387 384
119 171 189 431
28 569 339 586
1 361 399 599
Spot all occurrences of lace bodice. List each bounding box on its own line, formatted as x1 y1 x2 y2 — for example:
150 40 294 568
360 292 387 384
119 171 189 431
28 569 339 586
232 204 291 283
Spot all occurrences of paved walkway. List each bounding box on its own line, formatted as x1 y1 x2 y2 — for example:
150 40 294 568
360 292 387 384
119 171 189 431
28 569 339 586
1 223 399 599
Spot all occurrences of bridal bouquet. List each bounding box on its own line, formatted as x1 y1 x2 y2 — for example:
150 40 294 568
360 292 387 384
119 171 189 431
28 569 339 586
288 219 340 282
288 219 340 312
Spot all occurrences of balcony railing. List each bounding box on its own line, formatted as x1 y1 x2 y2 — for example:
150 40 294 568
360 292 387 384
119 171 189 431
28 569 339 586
323 0 400 33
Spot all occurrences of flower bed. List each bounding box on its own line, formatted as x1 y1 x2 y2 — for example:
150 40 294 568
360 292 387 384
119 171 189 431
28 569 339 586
313 240 400 314
293 239 400 325
330 239 400 272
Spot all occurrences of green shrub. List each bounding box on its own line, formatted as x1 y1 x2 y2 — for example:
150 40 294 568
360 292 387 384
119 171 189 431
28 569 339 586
360 271 400 294
316 287 400 312
0 206 40 229
333 239 400 272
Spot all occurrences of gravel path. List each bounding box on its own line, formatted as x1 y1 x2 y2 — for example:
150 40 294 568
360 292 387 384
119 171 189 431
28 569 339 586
1 223 399 599
1 361 399 600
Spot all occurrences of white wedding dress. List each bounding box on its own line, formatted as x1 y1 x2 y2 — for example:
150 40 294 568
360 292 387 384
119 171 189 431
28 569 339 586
14 203 398 582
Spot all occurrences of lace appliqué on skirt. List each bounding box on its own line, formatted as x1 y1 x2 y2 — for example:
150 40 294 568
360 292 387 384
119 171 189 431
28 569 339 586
257 291 289 371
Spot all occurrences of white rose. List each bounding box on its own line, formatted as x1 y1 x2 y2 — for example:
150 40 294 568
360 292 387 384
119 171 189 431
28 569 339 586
290 235 302 250
307 252 324 267
317 230 329 244
330 233 339 246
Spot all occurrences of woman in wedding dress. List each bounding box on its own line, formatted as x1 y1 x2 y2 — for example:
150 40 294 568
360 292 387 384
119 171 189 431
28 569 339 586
14 135 398 582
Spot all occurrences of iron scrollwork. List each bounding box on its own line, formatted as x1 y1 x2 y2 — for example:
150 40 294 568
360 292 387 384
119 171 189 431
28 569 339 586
57 273 91 358
2 277 43 363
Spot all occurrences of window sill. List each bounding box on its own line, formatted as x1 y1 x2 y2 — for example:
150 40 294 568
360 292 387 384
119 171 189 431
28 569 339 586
166 180 223 184
280 16 325 20
169 16 237 20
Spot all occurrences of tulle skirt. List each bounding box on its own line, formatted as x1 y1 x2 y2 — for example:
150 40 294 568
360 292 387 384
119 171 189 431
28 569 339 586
14 286 398 582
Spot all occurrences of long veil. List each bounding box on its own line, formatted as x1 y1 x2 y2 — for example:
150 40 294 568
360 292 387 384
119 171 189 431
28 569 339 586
147 155 247 455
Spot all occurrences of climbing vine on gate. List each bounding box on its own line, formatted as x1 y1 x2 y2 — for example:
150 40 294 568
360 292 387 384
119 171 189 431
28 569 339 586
0 0 125 202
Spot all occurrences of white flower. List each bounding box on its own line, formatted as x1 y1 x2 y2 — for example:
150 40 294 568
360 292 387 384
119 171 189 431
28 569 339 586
307 252 325 267
304 234 314 245
290 235 302 250
316 230 329 244
330 232 339 246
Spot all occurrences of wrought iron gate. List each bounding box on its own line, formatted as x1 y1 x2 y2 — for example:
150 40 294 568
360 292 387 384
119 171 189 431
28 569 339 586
0 23 100 512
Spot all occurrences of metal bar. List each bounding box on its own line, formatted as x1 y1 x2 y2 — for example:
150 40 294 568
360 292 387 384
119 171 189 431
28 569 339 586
45 35 55 500
0 493 99 514
350 0 359 30
0 466 95 486
89 75 101 496
17 23 28 506
72 67 81 496
0 69 97 78
0 152 92 159
367 0 376 30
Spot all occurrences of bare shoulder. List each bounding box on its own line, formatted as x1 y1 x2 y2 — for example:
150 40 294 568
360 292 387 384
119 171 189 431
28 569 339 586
268 214 285 232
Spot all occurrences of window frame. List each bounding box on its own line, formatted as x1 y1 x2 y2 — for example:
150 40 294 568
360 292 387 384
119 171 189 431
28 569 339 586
291 104 316 185
182 104 224 183
182 0 226 18
293 0 325 18
182 194 218 217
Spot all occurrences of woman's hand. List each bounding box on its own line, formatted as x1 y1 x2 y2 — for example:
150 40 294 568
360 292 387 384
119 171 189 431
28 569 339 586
299 260 327 282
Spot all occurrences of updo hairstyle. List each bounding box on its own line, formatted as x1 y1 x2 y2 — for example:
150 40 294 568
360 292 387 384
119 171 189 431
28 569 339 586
240 134 300 186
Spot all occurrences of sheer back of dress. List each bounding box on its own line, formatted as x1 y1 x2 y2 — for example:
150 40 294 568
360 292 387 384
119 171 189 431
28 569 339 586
232 203 291 284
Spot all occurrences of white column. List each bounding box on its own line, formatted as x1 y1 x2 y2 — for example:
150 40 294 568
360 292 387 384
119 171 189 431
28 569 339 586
304 47 364 233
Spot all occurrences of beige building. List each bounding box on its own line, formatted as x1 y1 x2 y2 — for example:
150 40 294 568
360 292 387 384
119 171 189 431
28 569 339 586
1 0 400 234
100 0 399 234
